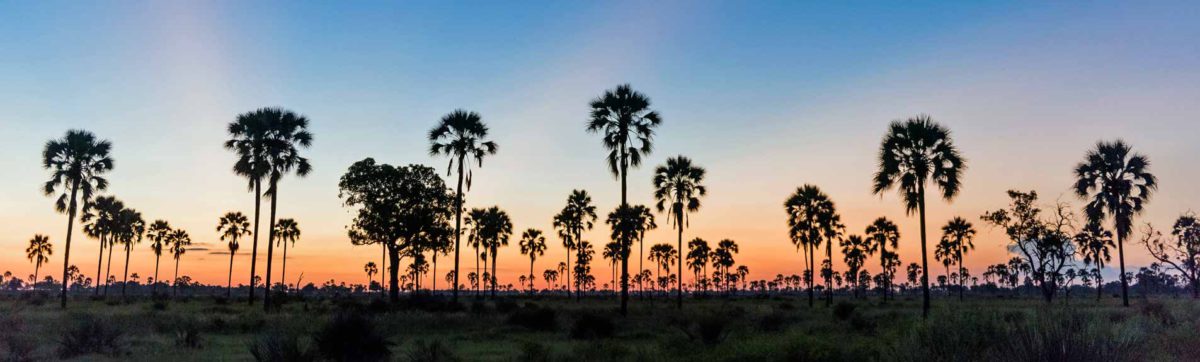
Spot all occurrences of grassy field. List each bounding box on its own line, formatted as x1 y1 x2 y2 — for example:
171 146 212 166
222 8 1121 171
1 293 1198 361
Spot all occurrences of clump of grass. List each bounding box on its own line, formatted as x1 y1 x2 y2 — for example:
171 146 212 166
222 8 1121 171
569 313 615 340
58 314 125 358
174 318 204 349
313 312 392 362
249 332 315 362
406 339 459 362
506 304 557 332
516 341 556 362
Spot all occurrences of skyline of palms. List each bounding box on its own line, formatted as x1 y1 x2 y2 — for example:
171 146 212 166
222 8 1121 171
42 129 114 308
653 155 706 308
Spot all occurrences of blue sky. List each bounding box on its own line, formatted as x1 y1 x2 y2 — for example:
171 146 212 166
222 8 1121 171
1 1 1198 285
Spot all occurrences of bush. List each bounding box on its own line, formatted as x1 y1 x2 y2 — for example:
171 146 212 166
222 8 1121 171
569 313 615 340
1140 300 1175 326
495 299 519 313
517 342 555 362
58 314 125 358
407 340 459 362
313 312 392 362
174 321 204 349
249 332 315 362
673 312 733 346
507 304 558 332
832 302 856 320
758 310 789 332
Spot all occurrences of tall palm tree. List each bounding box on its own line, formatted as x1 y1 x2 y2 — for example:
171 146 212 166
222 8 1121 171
865 217 900 301
934 237 954 292
941 217 975 301
519 229 547 293
686 238 711 293
364 262 378 293
429 109 498 303
43 130 114 308
1074 221 1113 301
259 110 313 311
1073 140 1156 307
146 220 171 296
274 218 301 292
784 185 842 306
602 241 621 292
587 84 661 315
26 235 53 290
82 195 121 297
226 109 273 304
873 115 965 317
169 229 191 298
116 208 144 299
218 212 251 298
632 205 657 293
653 155 706 308
606 204 643 313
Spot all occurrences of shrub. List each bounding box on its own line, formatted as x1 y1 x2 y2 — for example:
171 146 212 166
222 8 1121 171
507 305 558 332
406 340 459 362
152 300 169 311
1140 300 1175 326
313 312 392 362
174 321 204 349
249 332 315 362
569 313 615 340
673 312 733 346
832 302 856 320
58 314 125 358
517 342 555 362
996 311 1147 362
495 299 519 313
758 310 789 332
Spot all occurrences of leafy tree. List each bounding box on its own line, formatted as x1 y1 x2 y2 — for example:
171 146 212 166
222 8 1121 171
784 184 842 306
981 190 1075 303
1141 214 1200 298
338 159 454 302
872 115 964 317
429 109 497 302
274 218 301 292
1073 140 1156 307
169 229 192 298
519 229 547 293
865 217 900 300
146 220 172 296
26 235 52 290
653 155 706 308
1074 221 1113 300
364 262 378 293
218 212 251 297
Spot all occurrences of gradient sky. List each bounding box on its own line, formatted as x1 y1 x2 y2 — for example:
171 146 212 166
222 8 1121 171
2 1 1198 288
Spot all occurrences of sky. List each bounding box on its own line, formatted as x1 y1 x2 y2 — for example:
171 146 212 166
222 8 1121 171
1 1 1198 289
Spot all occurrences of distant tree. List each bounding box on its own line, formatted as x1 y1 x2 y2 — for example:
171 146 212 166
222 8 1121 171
1074 221 1113 301
865 217 901 301
686 238 711 294
653 155 706 308
218 212 251 297
169 229 192 298
519 229 547 293
1073 140 1156 307
840 235 869 297
906 262 922 292
225 110 273 304
364 262 378 293
713 239 739 294
274 218 301 292
632 205 657 295
737 265 750 291
146 220 172 296
554 190 598 300
43 129 114 308
982 190 1075 303
873 115 965 317
784 184 843 306
574 240 596 294
429 109 497 303
607 204 645 308
1141 215 1200 298
467 207 512 297
649 243 678 297
115 208 144 299
82 196 122 297
544 269 558 291
26 235 52 290
602 241 621 292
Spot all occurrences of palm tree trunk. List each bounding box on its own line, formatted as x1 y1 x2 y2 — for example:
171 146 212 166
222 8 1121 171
619 150 629 317
95 234 105 296
576 230 583 301
228 251 235 298
173 257 180 298
826 240 833 306
264 181 278 312
153 254 160 297
433 252 439 293
452 156 465 302
529 257 535 294
380 243 385 295
388 246 400 302
104 243 114 296
248 179 261 305
1117 234 1129 307
958 250 965 301
565 245 571 296
881 243 889 302
808 244 815 307
33 263 41 291
60 183 79 308
491 248 498 297
122 245 131 299
281 238 288 294
475 246 481 297
676 215 684 309
918 185 931 318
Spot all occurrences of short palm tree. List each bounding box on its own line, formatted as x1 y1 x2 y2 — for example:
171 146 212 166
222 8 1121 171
116 208 144 299
941 217 975 300
169 229 192 298
146 220 172 296
519 229 547 293
26 235 53 290
648 243 677 297
653 155 706 308
1074 221 1113 300
82 195 121 296
607 204 643 313
713 239 739 293
274 218 301 292
1073 140 1156 307
873 115 965 317
429 109 498 302
864 217 900 301
784 184 841 306
840 235 869 297
43 130 113 308
686 238 711 293
469 206 512 297
218 212 251 297
555 190 598 299
364 262 378 293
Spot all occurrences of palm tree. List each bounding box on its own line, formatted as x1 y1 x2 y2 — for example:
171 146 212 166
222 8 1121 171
26 235 53 290
602 241 621 292
146 220 171 296
587 84 662 315
218 212 251 298
648 243 677 298
555 190 598 300
1074 221 1113 300
259 110 313 311
784 184 842 306
429 109 498 303
1073 140 1156 307
606 205 642 312
467 206 512 297
169 229 191 298
274 218 301 292
653 155 706 308
519 229 547 293
934 237 954 294
632 205 657 296
364 262 378 293
840 235 869 297
873 115 965 317
226 109 273 304
82 195 121 297
941 217 975 300
116 208 144 299
865 217 900 301
43 130 114 308
686 238 711 294
713 239 739 294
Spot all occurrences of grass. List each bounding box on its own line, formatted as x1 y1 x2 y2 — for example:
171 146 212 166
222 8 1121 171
0 293 1197 361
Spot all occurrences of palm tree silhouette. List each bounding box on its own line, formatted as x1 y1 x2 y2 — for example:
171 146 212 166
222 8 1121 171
686 238 711 294
259 110 312 311
116 208 144 299
429 109 498 303
82 195 122 297
606 204 643 308
941 217 976 301
1074 221 1113 301
43 130 113 308
364 262 378 293
274 218 301 292
865 217 900 301
632 205 656 298
466 208 488 297
519 229 547 293
1073 140 1156 307
146 220 172 296
225 109 272 304
840 235 868 297
653 155 706 308
784 184 842 306
602 241 621 293
713 239 739 294
169 229 191 298
26 235 53 290
648 243 677 298
218 212 251 298
587 84 662 315
555 190 598 300
873 115 965 318
934 238 954 295
467 206 512 297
